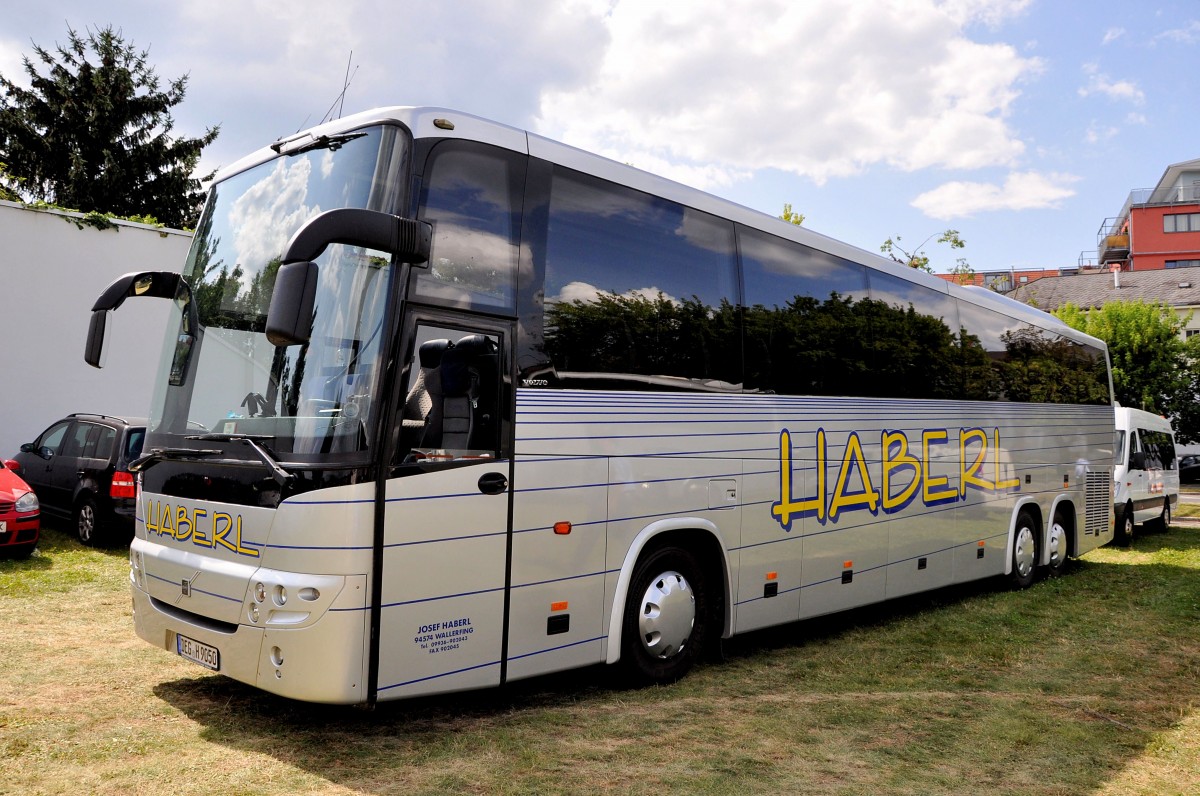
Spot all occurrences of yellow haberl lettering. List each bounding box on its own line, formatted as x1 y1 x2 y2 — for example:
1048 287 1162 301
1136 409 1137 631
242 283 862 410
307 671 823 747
771 428 826 530
959 428 994 495
881 430 920 512
828 432 879 520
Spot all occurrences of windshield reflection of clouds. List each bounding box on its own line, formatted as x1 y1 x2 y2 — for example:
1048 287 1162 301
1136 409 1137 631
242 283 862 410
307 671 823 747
551 280 681 306
230 158 323 280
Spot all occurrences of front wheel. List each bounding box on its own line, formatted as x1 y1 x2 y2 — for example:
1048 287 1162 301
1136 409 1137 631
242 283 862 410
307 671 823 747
1114 504 1135 547
1009 509 1040 589
1149 498 1171 533
619 545 711 686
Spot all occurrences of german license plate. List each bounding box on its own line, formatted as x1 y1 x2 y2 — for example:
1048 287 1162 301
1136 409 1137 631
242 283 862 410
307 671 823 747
176 633 220 671
0 520 7 533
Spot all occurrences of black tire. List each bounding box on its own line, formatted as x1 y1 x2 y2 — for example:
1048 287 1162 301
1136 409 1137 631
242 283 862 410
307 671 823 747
1046 510 1071 577
1114 503 1135 547
619 545 711 686
1009 509 1040 589
74 495 104 546
1149 499 1171 533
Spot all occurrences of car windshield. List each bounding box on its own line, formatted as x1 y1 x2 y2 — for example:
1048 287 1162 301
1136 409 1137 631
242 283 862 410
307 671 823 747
146 124 410 462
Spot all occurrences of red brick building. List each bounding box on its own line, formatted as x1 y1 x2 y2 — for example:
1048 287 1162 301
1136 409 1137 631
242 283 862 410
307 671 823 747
1087 157 1200 272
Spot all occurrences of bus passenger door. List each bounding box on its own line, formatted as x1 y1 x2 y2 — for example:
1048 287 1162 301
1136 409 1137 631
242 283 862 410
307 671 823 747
374 315 513 701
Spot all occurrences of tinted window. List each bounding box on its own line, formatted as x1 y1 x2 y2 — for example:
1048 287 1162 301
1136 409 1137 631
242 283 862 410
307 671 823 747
63 423 93 458
393 323 504 468
956 300 1018 401
124 428 146 463
864 270 961 399
94 426 116 461
738 225 871 396
998 324 1110 405
1138 428 1176 469
412 141 526 313
542 167 740 390
37 421 71 454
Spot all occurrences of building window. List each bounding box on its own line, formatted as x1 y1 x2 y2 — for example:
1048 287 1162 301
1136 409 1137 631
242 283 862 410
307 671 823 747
1165 260 1200 269
1163 212 1200 233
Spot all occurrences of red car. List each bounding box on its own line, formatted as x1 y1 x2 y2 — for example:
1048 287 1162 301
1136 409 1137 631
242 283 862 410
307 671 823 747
0 461 39 558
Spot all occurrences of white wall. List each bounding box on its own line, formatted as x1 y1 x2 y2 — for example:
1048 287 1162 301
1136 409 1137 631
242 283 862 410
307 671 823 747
0 201 192 459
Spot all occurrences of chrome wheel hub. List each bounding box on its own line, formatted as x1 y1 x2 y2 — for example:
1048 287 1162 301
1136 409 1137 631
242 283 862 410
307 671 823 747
1013 525 1036 578
636 570 695 660
1047 522 1067 569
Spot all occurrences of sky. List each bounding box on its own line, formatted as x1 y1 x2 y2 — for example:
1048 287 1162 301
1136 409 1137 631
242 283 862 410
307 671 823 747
3 0 1199 275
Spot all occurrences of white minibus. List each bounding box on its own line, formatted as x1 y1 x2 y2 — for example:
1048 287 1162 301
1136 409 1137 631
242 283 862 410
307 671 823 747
1113 406 1178 544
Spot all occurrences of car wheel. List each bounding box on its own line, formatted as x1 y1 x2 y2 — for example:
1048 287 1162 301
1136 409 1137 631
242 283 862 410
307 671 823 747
619 545 711 686
1046 510 1071 577
75 496 102 546
1114 504 1135 547
1009 509 1040 589
1151 499 1171 533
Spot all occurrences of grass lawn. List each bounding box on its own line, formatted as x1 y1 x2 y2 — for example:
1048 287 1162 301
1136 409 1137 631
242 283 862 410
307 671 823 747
1 519 1198 795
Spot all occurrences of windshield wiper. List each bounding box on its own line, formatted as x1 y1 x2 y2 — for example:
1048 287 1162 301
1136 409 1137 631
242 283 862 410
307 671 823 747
270 131 367 156
186 434 294 486
128 446 223 473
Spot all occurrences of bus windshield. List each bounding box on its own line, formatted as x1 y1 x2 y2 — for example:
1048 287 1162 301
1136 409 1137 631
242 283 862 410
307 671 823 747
146 124 410 461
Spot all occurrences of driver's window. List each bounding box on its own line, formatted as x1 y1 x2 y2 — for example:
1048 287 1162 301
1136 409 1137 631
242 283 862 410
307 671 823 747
38 422 71 456
394 324 501 466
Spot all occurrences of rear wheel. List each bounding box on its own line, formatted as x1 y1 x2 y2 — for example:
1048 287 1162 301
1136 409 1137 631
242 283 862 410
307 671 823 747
619 545 711 686
1046 510 1071 577
1010 509 1040 589
75 496 102 546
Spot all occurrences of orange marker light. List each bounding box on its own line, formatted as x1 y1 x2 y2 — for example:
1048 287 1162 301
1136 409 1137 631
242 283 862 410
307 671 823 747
553 521 572 535
550 601 569 612
843 560 853 569
978 540 986 547
766 571 778 581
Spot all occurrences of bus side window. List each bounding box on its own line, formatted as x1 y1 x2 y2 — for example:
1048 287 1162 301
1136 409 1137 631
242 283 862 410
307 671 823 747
394 327 501 466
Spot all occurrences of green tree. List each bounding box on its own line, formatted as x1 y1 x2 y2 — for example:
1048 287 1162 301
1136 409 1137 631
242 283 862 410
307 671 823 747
881 229 971 279
1054 300 1200 443
0 25 219 228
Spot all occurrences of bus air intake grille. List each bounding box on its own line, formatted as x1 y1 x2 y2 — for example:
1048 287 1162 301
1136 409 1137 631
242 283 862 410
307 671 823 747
1085 471 1111 536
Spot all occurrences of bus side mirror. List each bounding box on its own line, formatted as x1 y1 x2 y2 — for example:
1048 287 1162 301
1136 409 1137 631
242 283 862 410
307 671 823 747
265 260 319 346
264 208 432 347
85 271 185 368
85 310 110 368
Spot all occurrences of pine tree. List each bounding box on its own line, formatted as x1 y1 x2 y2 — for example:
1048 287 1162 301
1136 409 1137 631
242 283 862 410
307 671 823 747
0 25 219 228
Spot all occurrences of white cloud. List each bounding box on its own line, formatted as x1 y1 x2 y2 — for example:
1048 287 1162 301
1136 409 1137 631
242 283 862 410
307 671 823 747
1102 27 1125 44
910 170 1079 218
536 0 1041 188
1078 62 1144 104
1085 122 1119 144
1156 20 1200 44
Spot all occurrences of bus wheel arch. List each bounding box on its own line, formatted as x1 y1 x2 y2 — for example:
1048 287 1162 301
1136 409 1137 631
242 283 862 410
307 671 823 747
1007 502 1042 589
606 521 730 678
